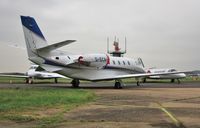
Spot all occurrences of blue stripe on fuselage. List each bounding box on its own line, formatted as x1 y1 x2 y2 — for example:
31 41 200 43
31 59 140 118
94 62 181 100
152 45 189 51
44 59 65 67
20 16 45 40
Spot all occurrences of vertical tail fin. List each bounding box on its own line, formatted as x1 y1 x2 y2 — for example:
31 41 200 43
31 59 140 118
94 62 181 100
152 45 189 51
20 16 48 58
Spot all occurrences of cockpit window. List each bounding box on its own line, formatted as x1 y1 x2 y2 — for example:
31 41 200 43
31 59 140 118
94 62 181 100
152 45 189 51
169 69 176 72
30 66 37 69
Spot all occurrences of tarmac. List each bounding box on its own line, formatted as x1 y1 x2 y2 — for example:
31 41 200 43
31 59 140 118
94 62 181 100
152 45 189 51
0 82 200 128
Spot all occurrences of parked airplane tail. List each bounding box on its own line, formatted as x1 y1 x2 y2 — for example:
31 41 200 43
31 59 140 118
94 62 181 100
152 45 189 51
21 16 76 57
21 16 48 58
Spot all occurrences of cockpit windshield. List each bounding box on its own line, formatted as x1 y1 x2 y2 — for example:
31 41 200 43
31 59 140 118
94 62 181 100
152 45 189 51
168 69 176 72
29 65 38 70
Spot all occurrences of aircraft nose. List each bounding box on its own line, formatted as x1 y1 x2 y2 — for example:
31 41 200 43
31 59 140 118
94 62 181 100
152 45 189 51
180 73 186 78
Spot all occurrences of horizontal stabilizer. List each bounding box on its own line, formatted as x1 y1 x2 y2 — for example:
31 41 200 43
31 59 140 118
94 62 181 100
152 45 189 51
37 40 76 52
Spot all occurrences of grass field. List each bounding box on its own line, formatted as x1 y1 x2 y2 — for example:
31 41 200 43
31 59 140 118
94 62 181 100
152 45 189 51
0 87 95 127
0 77 199 127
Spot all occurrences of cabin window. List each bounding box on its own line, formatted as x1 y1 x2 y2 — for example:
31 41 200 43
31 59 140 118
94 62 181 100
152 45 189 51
123 61 126 65
55 57 59 60
118 61 121 65
127 61 130 65
112 60 116 65
67 56 71 59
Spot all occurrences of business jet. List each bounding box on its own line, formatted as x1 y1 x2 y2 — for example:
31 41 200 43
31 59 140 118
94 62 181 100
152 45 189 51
0 65 66 84
143 68 186 84
20 16 185 89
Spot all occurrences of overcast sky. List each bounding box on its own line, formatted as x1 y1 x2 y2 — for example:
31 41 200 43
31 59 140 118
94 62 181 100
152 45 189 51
0 0 200 72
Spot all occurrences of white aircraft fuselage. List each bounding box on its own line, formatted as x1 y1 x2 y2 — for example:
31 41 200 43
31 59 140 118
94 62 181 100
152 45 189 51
39 53 146 81
143 68 186 83
0 64 66 84
146 68 186 79
26 65 66 79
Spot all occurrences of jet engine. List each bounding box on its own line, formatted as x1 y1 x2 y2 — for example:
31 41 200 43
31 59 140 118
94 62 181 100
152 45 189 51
78 54 109 68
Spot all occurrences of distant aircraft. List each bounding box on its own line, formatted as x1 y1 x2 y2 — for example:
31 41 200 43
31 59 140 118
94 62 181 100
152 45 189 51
143 68 186 83
20 16 186 88
0 65 66 84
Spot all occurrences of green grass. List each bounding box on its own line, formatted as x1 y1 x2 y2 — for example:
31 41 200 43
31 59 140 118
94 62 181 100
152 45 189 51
0 87 95 127
37 114 64 128
0 87 94 112
0 77 25 83
0 77 72 84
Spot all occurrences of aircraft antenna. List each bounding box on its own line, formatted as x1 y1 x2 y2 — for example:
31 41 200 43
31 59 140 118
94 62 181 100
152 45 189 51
125 37 127 53
107 37 110 53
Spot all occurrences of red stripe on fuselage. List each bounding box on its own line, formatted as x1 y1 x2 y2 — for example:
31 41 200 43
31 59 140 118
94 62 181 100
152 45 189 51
106 54 110 65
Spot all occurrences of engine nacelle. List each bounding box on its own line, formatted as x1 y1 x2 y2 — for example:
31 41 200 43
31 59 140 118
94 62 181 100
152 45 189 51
50 55 73 66
78 54 109 68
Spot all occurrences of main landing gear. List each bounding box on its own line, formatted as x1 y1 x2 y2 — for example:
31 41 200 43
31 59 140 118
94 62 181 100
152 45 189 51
26 78 33 84
135 78 141 86
71 79 80 88
136 81 140 86
114 79 123 89
171 79 181 84
142 78 146 83
54 78 58 83
114 79 140 89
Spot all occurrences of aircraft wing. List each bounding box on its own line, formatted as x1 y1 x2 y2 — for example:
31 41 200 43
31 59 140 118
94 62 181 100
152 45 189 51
92 71 188 81
0 73 28 78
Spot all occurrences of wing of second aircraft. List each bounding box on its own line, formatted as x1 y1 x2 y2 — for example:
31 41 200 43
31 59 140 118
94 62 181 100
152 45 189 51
89 71 188 81
0 73 28 78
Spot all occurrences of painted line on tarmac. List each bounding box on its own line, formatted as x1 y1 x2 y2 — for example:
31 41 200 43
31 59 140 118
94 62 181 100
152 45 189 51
156 102 186 128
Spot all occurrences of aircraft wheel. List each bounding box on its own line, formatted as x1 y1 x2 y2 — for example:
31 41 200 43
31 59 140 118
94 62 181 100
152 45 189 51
28 78 33 84
55 78 58 83
71 79 80 88
25 78 29 84
29 80 33 84
143 78 146 83
114 82 122 89
137 81 140 86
